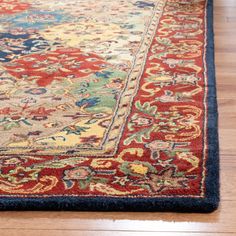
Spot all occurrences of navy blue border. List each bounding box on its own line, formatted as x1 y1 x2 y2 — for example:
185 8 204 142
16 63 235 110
0 0 219 212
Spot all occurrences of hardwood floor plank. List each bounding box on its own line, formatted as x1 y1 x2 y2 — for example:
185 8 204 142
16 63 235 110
216 53 236 66
215 0 236 7
221 167 236 200
219 129 236 154
217 86 236 99
218 99 236 114
0 201 235 233
0 230 235 236
214 6 236 16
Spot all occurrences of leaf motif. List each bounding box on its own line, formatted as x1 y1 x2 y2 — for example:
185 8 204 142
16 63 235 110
78 179 90 189
63 180 74 189
124 127 154 145
135 101 157 116
90 182 142 195
156 37 171 46
85 119 98 124
93 177 109 184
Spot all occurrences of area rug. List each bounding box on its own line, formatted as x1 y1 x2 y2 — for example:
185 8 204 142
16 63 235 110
0 0 219 212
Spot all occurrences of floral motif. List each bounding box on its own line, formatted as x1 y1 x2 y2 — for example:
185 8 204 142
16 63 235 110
0 116 31 130
25 88 47 95
0 156 23 166
2 10 72 29
64 166 94 181
120 161 157 177
0 32 57 62
136 167 190 193
1 167 40 184
3 48 109 86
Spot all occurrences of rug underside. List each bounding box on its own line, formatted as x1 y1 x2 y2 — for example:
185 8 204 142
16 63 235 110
0 0 219 212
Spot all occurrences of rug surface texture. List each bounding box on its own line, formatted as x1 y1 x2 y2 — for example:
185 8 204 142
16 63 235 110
0 0 219 212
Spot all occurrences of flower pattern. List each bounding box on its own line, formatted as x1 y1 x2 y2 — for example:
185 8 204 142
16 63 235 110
2 167 40 184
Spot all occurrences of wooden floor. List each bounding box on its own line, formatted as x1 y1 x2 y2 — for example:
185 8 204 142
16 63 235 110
0 0 235 235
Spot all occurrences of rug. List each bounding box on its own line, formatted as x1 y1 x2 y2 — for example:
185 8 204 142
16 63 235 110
0 0 219 212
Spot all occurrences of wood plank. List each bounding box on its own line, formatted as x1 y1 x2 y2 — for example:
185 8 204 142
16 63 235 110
217 85 236 99
0 230 235 236
0 200 235 233
220 167 236 200
215 0 236 7
214 6 236 16
0 230 234 236
216 74 236 85
219 116 236 129
214 21 236 30
218 99 236 114
219 129 236 154
215 53 236 66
